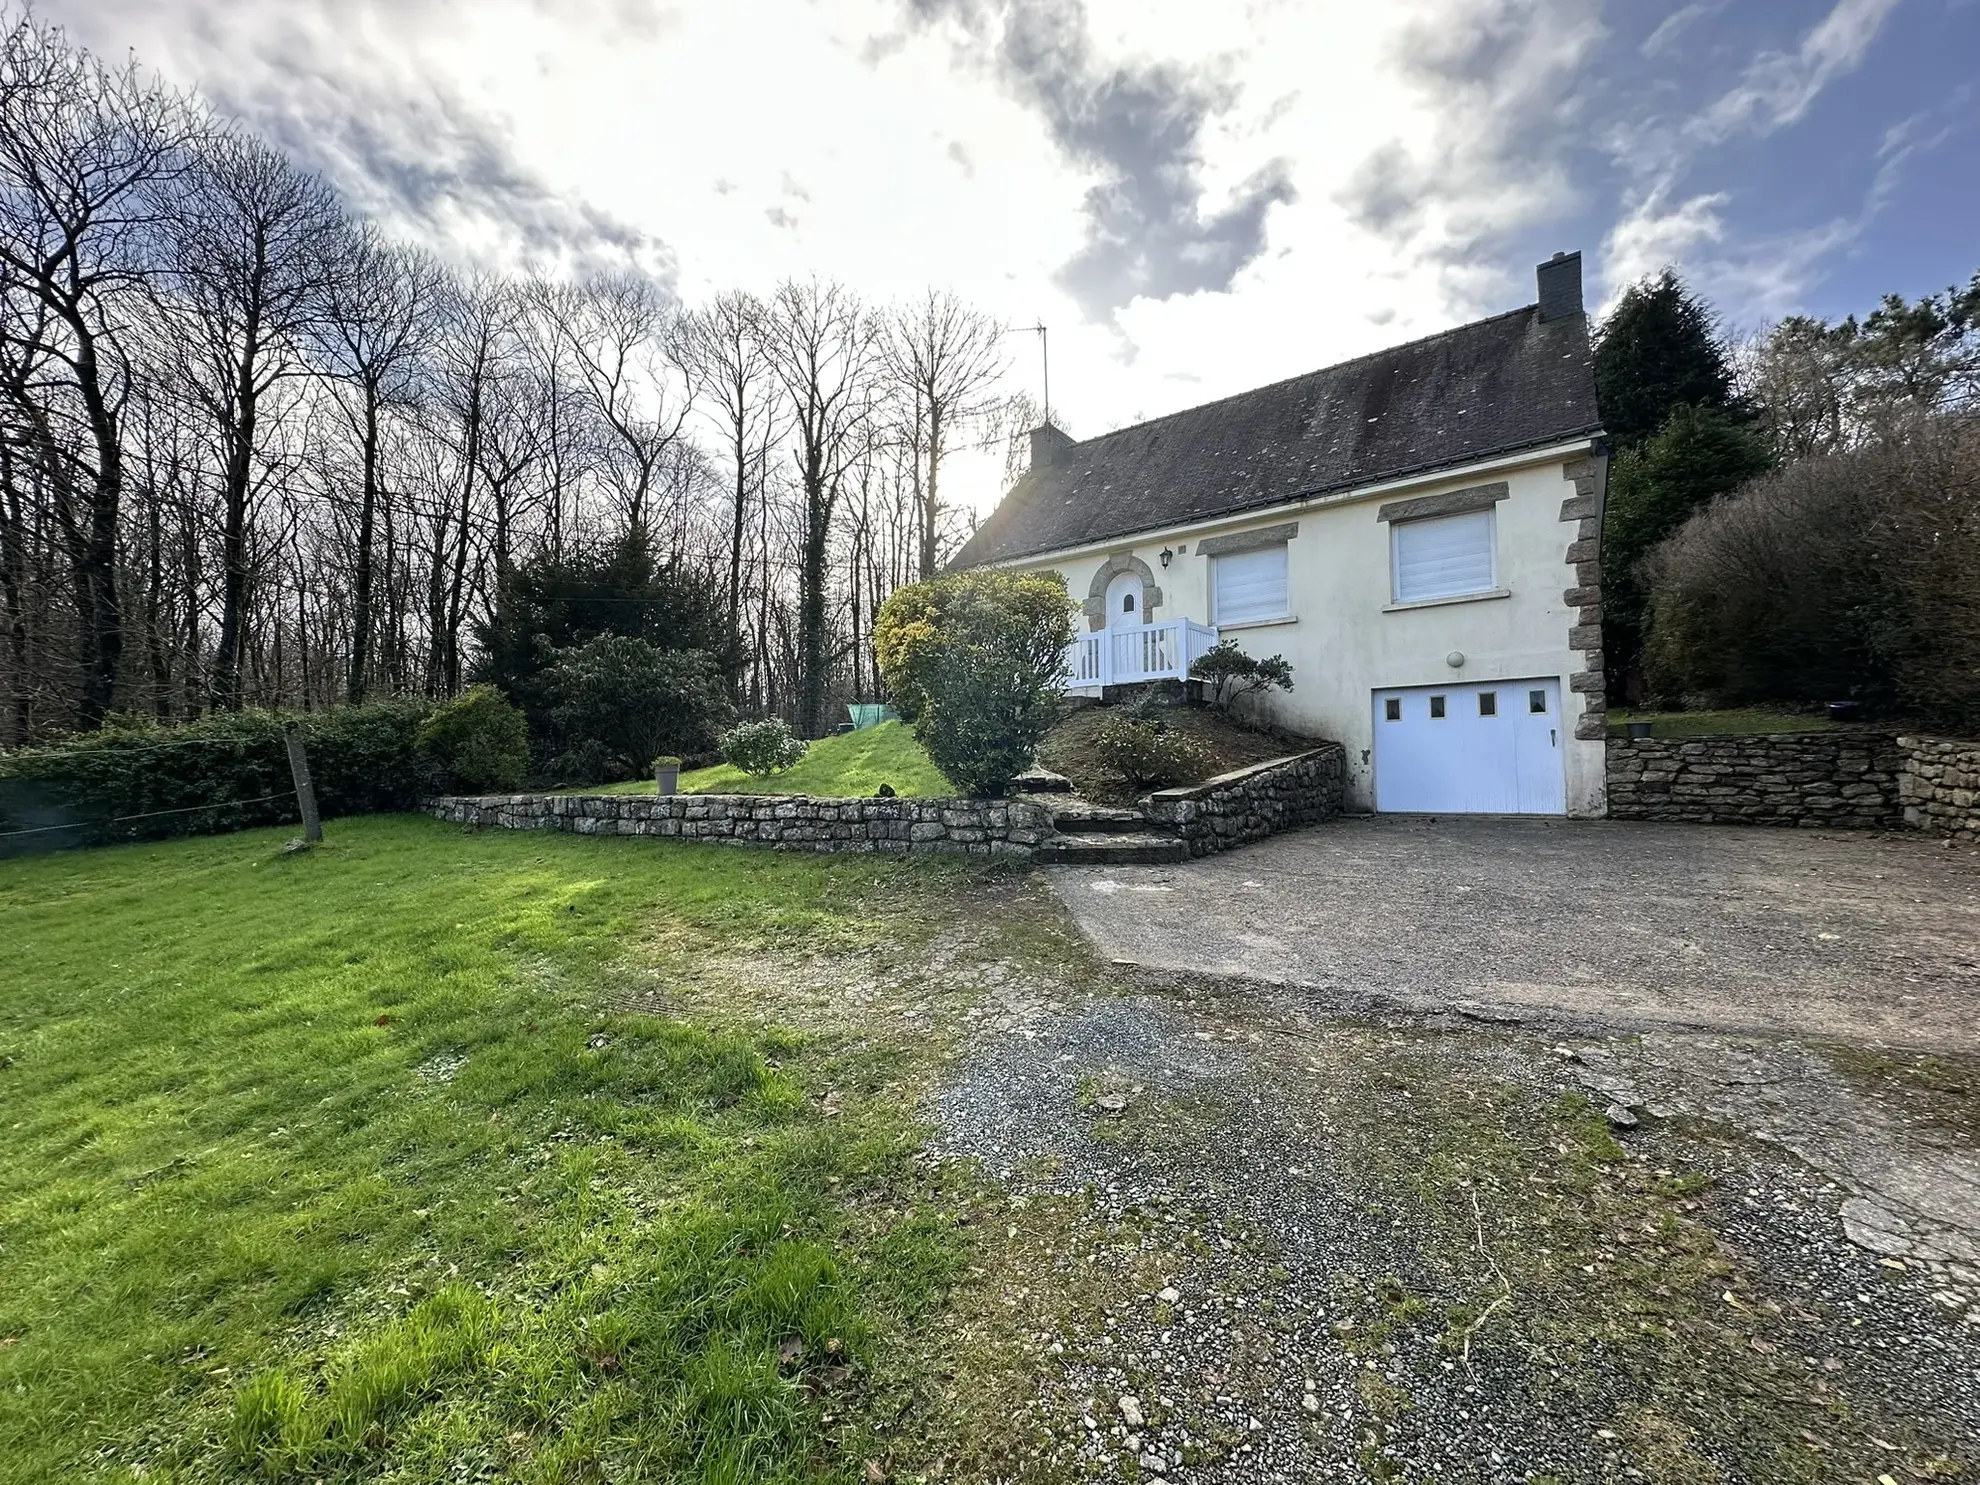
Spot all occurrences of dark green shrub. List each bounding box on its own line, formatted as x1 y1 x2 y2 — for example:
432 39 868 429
720 719 808 777
876 570 1075 797
478 528 745 755
0 702 440 855
415 686 530 792
543 635 732 779
1087 715 1211 793
1188 641 1293 713
1643 414 1980 729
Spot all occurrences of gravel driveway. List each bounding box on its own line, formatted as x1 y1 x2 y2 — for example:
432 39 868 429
1046 816 1980 1052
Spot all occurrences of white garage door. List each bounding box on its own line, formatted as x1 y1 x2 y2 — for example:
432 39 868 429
1372 679 1566 815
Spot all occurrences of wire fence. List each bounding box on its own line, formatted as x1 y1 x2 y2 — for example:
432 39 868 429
0 793 295 841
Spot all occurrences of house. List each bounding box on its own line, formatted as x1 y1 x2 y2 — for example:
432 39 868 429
953 252 1610 818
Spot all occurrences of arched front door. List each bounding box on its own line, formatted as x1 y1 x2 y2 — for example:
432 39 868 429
1104 569 1145 628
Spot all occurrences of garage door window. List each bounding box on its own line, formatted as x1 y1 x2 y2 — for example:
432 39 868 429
1392 509 1495 603
1479 691 1497 716
1528 689 1548 713
1212 545 1289 624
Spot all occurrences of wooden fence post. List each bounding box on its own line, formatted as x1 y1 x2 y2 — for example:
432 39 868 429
284 722 323 844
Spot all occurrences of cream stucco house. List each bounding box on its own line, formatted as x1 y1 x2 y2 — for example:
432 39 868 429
953 252 1611 818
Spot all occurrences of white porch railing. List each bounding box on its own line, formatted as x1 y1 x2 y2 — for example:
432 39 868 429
1064 618 1219 689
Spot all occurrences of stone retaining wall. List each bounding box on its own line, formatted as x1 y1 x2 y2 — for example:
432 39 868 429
424 791 1055 857
1899 736 1980 841
1605 732 1904 828
1605 730 1980 836
1141 745 1346 857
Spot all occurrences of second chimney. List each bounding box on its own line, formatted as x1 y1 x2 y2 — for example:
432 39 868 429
1536 250 1583 322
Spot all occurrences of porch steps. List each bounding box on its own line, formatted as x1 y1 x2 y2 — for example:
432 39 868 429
1047 803 1148 834
1035 830 1190 866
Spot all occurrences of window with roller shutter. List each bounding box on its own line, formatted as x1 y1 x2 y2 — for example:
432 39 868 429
1390 509 1495 603
1210 545 1289 624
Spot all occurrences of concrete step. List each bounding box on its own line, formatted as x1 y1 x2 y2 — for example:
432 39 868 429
1035 830 1190 866
1049 803 1150 834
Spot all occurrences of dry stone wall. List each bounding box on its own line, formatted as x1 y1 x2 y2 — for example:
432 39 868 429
1899 736 1980 842
1606 730 1980 837
424 792 1055 857
1605 732 1904 828
1141 745 1346 857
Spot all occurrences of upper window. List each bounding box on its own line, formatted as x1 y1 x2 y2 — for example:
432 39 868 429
1211 545 1289 625
1392 509 1495 604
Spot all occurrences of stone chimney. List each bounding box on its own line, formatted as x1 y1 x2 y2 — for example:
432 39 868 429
1029 422 1075 470
1536 250 1583 322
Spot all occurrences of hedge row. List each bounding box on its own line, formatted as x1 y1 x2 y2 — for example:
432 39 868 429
0 702 445 856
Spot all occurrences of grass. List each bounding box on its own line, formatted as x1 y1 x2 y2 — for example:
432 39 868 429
0 815 1001 1484
572 721 951 799
1608 706 1838 738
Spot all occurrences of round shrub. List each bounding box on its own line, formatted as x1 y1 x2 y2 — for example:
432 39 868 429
876 570 1076 798
1087 715 1210 793
415 686 530 792
720 719 808 777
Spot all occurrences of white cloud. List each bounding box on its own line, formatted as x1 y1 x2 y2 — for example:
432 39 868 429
34 0 1928 521
1599 188 1728 306
1640 4 1714 59
1692 0 1903 143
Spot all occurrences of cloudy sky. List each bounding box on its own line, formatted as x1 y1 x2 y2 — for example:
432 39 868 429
47 0 1980 515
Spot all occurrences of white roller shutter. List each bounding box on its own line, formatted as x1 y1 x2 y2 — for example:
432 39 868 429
1211 545 1289 624
1392 510 1495 603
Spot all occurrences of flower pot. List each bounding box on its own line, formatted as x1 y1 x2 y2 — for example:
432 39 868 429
1627 721 1654 740
655 763 680 795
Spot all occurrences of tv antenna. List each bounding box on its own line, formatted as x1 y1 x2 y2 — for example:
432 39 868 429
1031 321 1050 424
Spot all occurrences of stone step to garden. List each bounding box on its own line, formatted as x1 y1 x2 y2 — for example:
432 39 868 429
1012 765 1075 794
1035 830 1190 866
1048 802 1149 835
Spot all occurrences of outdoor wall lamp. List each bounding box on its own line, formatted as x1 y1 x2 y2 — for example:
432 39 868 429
1159 546 1174 568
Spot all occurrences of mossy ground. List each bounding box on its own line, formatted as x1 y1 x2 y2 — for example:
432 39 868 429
1607 707 1840 737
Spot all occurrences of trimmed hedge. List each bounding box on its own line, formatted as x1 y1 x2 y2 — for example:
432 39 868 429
0 702 445 856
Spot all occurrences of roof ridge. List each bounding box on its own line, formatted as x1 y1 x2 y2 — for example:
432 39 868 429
1061 301 1545 453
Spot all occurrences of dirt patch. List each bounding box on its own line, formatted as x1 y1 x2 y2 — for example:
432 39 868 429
1037 703 1313 805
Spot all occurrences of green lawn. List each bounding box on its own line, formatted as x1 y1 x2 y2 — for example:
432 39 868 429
577 721 950 799
0 816 986 1484
1608 706 1838 738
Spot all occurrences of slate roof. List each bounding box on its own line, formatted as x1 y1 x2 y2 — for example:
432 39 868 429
953 301 1603 568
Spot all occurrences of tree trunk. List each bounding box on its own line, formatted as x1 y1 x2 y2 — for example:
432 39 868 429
70 323 126 728
0 444 30 744
797 482 832 737
210 324 262 710
920 403 942 580
347 388 381 703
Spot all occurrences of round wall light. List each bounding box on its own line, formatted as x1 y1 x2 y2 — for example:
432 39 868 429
1446 650 1466 669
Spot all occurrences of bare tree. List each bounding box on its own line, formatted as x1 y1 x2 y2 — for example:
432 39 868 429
315 222 444 702
766 279 878 737
680 288 779 637
0 12 197 725
546 272 695 539
883 289 1008 579
158 130 344 708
